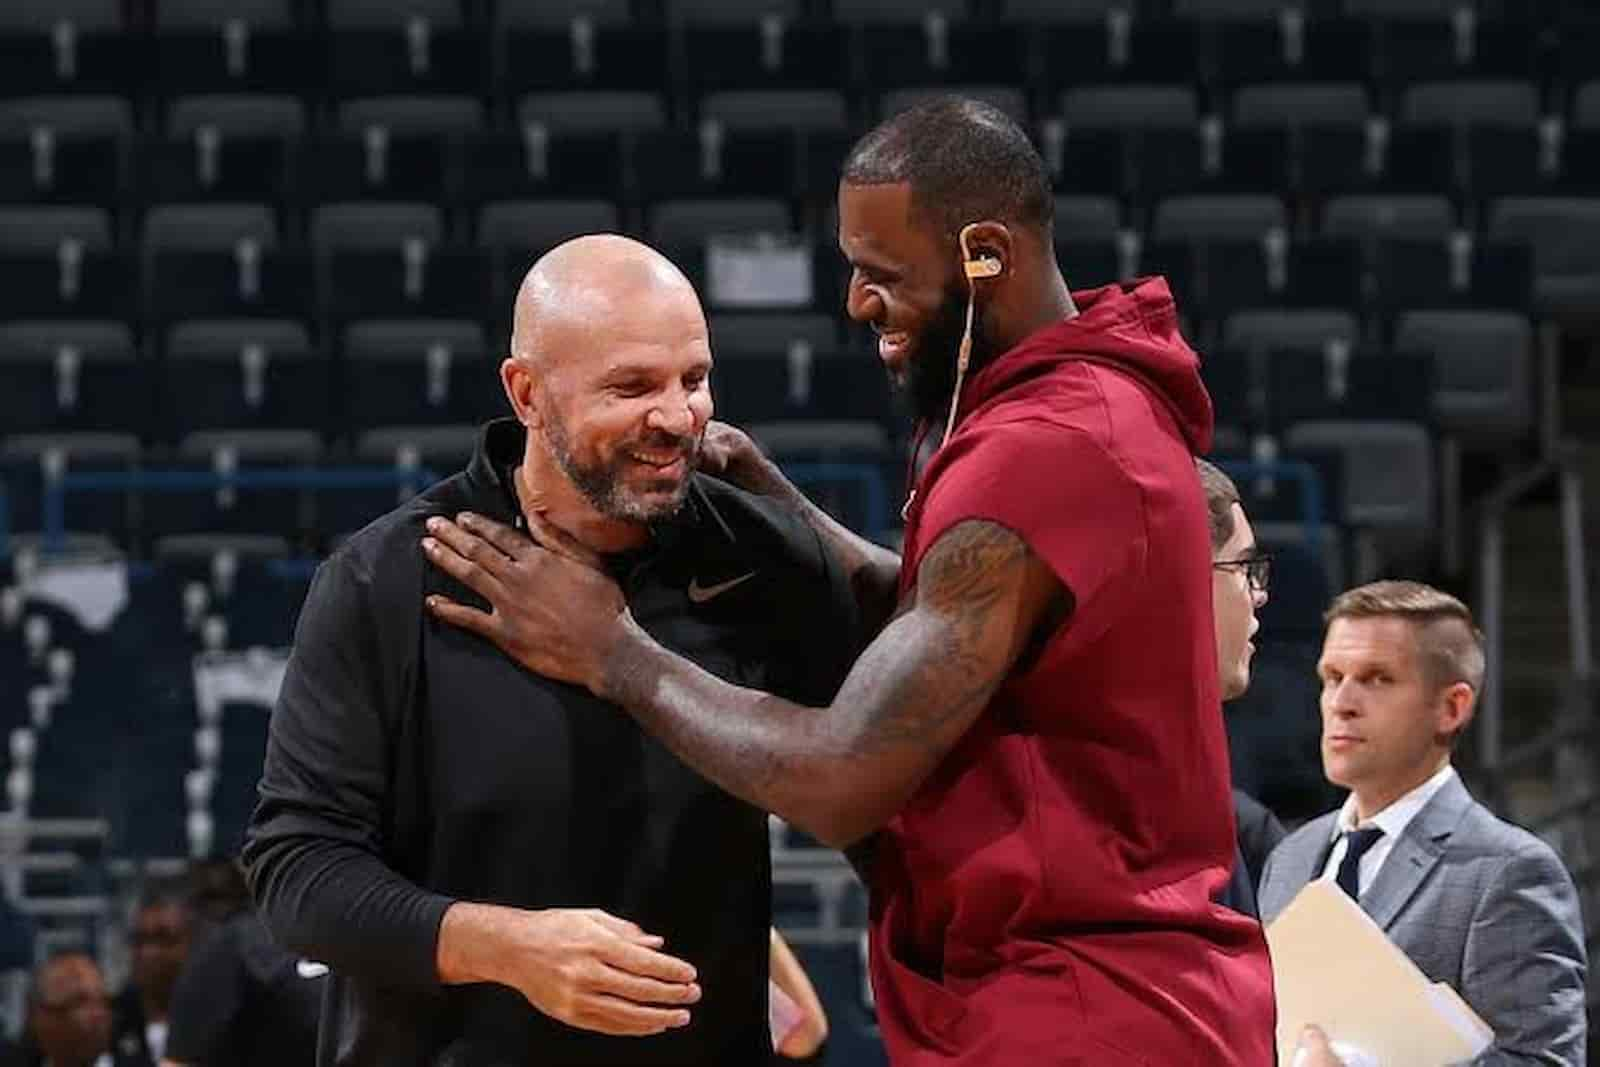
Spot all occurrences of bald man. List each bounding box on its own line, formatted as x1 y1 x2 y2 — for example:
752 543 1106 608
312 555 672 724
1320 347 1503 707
242 236 863 1065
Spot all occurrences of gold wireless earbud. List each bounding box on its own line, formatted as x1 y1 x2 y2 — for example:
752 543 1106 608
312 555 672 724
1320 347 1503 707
960 224 1003 279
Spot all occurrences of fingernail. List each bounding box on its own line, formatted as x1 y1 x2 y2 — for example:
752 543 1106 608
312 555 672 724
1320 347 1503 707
422 538 436 553
687 984 702 1003
458 511 475 526
425 516 441 532
672 1011 690 1028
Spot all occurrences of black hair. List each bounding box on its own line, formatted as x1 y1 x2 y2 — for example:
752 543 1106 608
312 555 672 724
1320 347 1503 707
842 96 1054 240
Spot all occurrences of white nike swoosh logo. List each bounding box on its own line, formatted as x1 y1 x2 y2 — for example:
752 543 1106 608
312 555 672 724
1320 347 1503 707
296 960 330 979
687 571 758 603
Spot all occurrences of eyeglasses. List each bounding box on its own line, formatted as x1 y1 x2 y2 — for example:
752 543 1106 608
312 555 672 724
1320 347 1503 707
1213 551 1272 593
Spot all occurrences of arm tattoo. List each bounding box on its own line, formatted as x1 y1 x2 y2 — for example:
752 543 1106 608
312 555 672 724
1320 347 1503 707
597 519 1055 846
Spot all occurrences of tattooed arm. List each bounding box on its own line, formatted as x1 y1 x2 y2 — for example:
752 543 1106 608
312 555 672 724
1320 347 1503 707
599 519 1064 848
422 512 1065 848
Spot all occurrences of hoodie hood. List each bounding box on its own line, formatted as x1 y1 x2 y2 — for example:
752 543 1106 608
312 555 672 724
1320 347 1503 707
951 276 1213 454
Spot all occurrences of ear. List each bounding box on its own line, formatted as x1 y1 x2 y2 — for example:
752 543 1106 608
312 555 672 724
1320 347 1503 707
500 356 540 428
1438 681 1476 739
957 220 1013 281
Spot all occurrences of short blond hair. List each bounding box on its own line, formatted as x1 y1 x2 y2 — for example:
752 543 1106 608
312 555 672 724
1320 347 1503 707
1325 580 1486 693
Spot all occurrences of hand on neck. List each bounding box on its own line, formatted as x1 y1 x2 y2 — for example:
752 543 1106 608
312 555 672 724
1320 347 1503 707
516 450 650 557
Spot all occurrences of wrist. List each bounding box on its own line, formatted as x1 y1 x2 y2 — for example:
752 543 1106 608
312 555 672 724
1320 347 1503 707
437 901 503 986
596 614 658 705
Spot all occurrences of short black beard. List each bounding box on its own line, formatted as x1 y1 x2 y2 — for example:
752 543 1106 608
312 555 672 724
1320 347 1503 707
900 284 994 425
539 406 698 525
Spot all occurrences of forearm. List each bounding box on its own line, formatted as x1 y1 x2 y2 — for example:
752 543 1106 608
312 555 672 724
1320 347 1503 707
738 452 901 633
245 833 454 989
602 607 994 848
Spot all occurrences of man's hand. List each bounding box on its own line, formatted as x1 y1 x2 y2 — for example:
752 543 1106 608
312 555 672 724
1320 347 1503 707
437 903 700 1037
695 420 767 488
1292 1025 1350 1067
422 511 630 694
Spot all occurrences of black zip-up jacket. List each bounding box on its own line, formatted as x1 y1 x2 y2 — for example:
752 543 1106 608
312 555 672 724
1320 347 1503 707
242 420 861 1066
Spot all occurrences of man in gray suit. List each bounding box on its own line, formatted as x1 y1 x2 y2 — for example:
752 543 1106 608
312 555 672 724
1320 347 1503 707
1259 580 1588 1065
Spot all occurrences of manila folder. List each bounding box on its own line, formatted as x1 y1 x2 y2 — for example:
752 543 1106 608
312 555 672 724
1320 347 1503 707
1265 879 1493 1065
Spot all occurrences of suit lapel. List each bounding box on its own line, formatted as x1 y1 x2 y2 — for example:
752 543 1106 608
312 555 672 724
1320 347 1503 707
1262 812 1340 920
1362 774 1474 931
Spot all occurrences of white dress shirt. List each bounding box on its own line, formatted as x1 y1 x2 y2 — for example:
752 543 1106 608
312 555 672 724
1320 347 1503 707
1319 763 1457 897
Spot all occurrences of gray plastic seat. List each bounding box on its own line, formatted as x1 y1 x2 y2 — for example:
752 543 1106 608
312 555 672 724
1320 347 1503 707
519 92 667 134
326 0 461 29
496 0 632 26
0 323 133 363
357 425 479 466
649 199 792 249
1343 0 1477 13
155 0 294 29
0 0 121 30
167 95 306 138
1395 310 1532 440
311 203 442 253
0 98 133 138
344 320 486 360
1060 86 1198 130
337 96 485 136
701 91 848 132
1154 196 1286 242
477 200 620 251
832 0 967 22
1222 310 1360 354
1172 0 1299 14
1575 82 1600 129
880 87 1028 125
1 432 139 462
1401 81 1539 129
1285 421 1433 530
1053 196 1121 240
0 207 112 252
1488 197 1600 319
179 429 322 462
999 0 1133 19
666 0 802 23
1233 84 1368 129
1323 196 1455 241
709 313 838 356
166 320 312 360
748 420 890 456
144 205 278 252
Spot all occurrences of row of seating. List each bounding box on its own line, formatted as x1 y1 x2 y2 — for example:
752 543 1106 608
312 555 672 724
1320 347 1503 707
3 0 1585 30
8 99 1600 213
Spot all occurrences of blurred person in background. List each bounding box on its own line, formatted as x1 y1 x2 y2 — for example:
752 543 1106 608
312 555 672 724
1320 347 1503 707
1260 581 1587 1064
1197 458 1286 919
110 882 193 1065
20 951 140 1067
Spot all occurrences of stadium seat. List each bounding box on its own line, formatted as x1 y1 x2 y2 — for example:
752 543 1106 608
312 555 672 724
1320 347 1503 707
143 203 278 252
1232 82 1369 129
0 432 140 541
1394 309 1533 442
497 22 668 99
633 128 800 202
495 0 633 27
683 25 850 96
1285 420 1433 532
1368 236 1534 315
342 320 497 432
1400 79 1540 128
708 312 839 357
1487 196 1600 320
144 96 303 206
0 322 143 439
518 91 668 134
1322 194 1455 241
147 245 314 329
1153 195 1287 242
0 129 122 208
1224 308 1360 355
160 321 327 443
0 246 136 324
462 129 625 208
311 202 443 253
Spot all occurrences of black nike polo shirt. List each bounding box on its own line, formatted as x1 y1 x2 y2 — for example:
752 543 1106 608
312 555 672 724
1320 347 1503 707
242 419 863 1067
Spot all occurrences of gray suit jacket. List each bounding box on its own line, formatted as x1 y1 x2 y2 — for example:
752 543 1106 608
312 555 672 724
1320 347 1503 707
1259 774 1588 1066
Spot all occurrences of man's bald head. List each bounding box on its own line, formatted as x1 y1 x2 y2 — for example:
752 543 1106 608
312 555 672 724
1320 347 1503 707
510 235 703 372
498 234 715 532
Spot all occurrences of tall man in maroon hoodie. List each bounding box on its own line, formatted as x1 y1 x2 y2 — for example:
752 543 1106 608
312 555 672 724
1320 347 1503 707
422 98 1276 1064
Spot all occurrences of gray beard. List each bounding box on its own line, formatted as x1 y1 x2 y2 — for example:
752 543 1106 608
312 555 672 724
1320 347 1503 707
538 409 694 524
